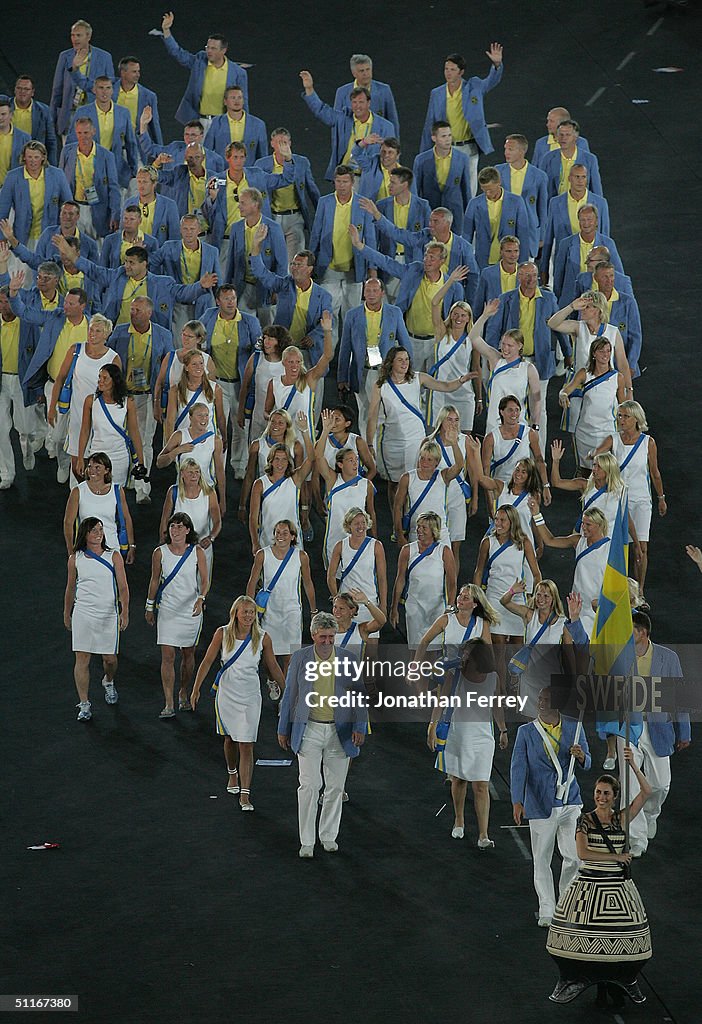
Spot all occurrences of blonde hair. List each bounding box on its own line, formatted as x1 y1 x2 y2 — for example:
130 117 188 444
416 511 441 541
581 290 609 325
177 458 213 495
265 408 297 452
457 583 500 626
528 579 565 618
177 349 214 406
89 312 113 336
21 141 48 167
617 400 648 432
443 300 473 335
264 442 294 476
494 504 527 550
223 596 262 655
417 440 441 465
584 453 624 499
343 506 372 531
427 404 462 440
182 320 207 346
582 507 608 535
281 345 308 392
501 328 524 352
334 591 359 615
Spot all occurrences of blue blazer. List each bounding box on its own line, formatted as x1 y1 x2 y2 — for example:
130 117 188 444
495 162 549 258
309 194 377 282
150 239 220 317
100 230 160 269
199 306 261 380
75 257 206 329
412 148 472 235
278 645 367 756
67 68 163 148
204 113 268 164
302 90 394 181
575 270 633 298
540 191 610 273
607 292 643 378
155 159 227 218
633 644 691 755
532 134 590 170
10 101 57 165
68 102 139 188
249 253 332 364
163 34 248 123
491 287 570 377
473 263 520 318
121 193 181 245
553 231 624 304
420 66 504 154
201 163 294 248
137 132 225 183
350 144 415 202
0 276 47 402
334 79 400 136
338 301 411 391
50 46 115 135
511 716 592 820
360 246 463 321
374 218 479 307
35 225 99 264
541 147 603 200
0 127 31 187
225 216 288 305
59 143 120 238
0 166 73 245
110 321 174 393
254 153 320 232
17 304 77 396
375 196 431 262
11 242 101 311
462 190 531 271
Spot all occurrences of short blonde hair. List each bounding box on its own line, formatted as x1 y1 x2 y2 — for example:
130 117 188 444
177 457 213 495
343 506 372 531
416 511 441 541
89 312 113 335
617 400 648 432
581 290 609 325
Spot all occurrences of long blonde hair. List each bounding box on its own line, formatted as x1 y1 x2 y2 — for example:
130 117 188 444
456 583 500 626
584 453 624 499
223 595 262 654
495 504 527 550
443 300 473 335
264 408 297 452
281 345 309 393
177 457 213 495
527 579 565 618
427 404 461 441
177 349 214 406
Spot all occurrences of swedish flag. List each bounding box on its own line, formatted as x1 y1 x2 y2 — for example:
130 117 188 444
591 491 636 676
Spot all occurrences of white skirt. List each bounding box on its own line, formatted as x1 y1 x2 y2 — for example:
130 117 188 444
157 610 203 649
629 497 652 543
444 720 495 781
72 607 119 655
215 680 262 741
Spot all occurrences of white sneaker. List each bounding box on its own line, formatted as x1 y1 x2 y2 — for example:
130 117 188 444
102 677 119 704
322 841 338 853
57 464 70 484
603 757 616 771
451 826 464 839
647 820 657 840
45 440 56 458
0 477 13 490
299 845 314 859
76 701 92 721
477 837 495 850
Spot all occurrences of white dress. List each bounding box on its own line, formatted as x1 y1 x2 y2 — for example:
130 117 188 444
484 536 526 637
272 377 315 443
77 481 122 551
495 487 535 590
443 670 498 781
256 431 297 476
214 633 264 741
251 357 284 440
323 473 371 568
485 358 530 435
563 322 618 431
403 541 448 649
579 485 623 538
572 536 611 637
87 398 130 486
168 351 216 388
67 346 118 456
613 433 651 540
156 544 203 648
178 426 216 487
71 549 120 654
442 610 484 660
169 484 213 578
256 474 301 548
435 435 470 543
378 377 426 482
404 469 450 544
175 386 215 434
574 371 619 468
426 333 475 429
335 622 364 659
259 546 302 655
489 425 532 485
338 535 380 634
323 432 360 471
518 613 566 719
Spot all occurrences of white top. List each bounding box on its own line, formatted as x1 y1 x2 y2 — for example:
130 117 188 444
158 544 200 616
443 610 483 648
573 321 618 375
256 430 296 476
219 633 265 692
338 535 379 601
175 387 215 433
272 377 315 442
74 549 118 617
172 486 211 540
77 481 121 550
483 536 526 599
254 358 284 417
257 474 300 547
168 351 216 387
573 535 610 636
324 432 360 471
496 487 533 545
486 358 529 435
612 433 650 503
575 371 619 443
379 377 426 441
89 397 128 460
323 473 371 566
580 485 625 537
405 468 449 542
179 426 216 487
68 346 118 454
489 425 532 484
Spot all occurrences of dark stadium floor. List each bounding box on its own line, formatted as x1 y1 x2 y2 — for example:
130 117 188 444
1 1 700 1022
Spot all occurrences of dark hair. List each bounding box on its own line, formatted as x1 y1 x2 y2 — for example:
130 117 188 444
207 33 228 47
125 245 148 263
362 277 385 298
381 137 401 152
66 287 88 304
74 516 108 552
292 249 315 268
498 394 521 419
349 86 371 101
184 119 204 132
331 404 355 429
15 74 35 87
334 164 355 180
632 610 652 635
86 451 113 482
557 118 580 133
261 324 291 356
118 56 140 70
63 237 80 253
444 53 466 71
167 512 198 544
60 199 80 213
390 166 413 186
215 283 237 299
431 119 451 133
224 85 244 96
595 774 620 799
123 204 141 216
377 346 414 386
460 638 496 675
0 96 11 111
96 363 127 405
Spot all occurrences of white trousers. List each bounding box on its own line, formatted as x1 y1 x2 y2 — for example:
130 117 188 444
455 140 479 200
321 269 362 353
171 303 196 340
297 721 351 846
131 392 157 498
407 333 434 373
529 804 581 917
273 211 305 266
44 379 71 476
217 379 248 476
616 727 671 852
77 203 98 240
0 374 33 482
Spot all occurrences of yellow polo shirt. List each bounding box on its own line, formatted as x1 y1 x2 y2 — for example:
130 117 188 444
126 325 152 393
509 161 528 196
539 716 563 757
519 287 542 357
499 264 517 293
139 198 156 235
244 216 262 283
180 242 202 284
406 274 444 336
25 168 45 240
96 104 115 150
40 291 60 311
487 192 504 265
188 171 207 213
290 283 313 342
200 61 228 116
365 304 382 350
558 148 578 194
0 129 14 184
567 189 588 235
227 112 246 143
637 641 653 679
75 55 89 107
440 233 454 274
48 317 88 380
377 165 393 200
343 113 374 165
210 312 241 380
225 174 247 234
579 235 593 272
118 277 148 325
604 286 619 320
62 270 85 293
0 316 20 373
546 133 559 152
12 103 32 135
308 652 336 723
330 196 353 272
445 83 471 142
117 85 139 129
434 149 451 190
392 198 411 257
270 156 297 213
74 145 96 201
119 232 145 265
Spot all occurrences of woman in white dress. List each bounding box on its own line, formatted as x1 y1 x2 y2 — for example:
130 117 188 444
559 338 624 472
76 364 145 486
246 519 317 676
237 324 287 442
63 452 135 561
331 589 386 658
327 507 388 657
427 267 481 429
145 512 209 719
394 435 463 550
313 402 376 520
427 640 508 846
415 584 498 668
475 505 541 641
164 349 225 442
481 394 547 488
248 411 314 555
157 402 226 508
593 401 666 604
153 320 216 421
239 408 303 522
390 512 457 650
425 407 479 575
191 595 285 811
64 517 129 722
500 578 574 719
366 345 476 516
159 458 221 581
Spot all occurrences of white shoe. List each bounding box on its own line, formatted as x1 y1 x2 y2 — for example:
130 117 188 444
0 477 13 490
23 451 35 471
538 916 553 928
299 845 314 859
322 841 338 853
451 826 464 839
57 464 70 484
136 492 151 504
477 837 495 850
102 677 119 704
647 820 657 840
603 757 616 771
76 701 92 721
45 440 56 458
31 436 44 453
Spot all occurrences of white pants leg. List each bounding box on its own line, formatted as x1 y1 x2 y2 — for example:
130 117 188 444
554 804 582 895
384 254 404 303
77 204 98 240
321 270 362 354
0 374 25 482
45 380 71 478
297 721 350 847
273 212 305 266
218 379 247 476
616 734 658 853
407 333 434 373
171 303 196 340
624 724 671 843
529 805 581 917
132 392 157 499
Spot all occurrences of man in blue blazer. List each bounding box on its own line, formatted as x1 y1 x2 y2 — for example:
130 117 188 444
278 612 367 857
0 100 30 187
0 143 73 247
420 46 504 195
161 13 248 126
541 120 603 200
300 69 395 182
150 214 219 328
338 279 411 436
463 167 531 271
472 235 521 316
50 20 114 137
59 119 120 239
588 262 642 377
150 144 223 220
495 135 549 259
552 205 623 304
413 122 472 235
255 129 320 262
137 112 225 181
511 686 591 926
334 54 400 136
5 234 101 313
574 247 633 300
374 169 431 267
68 78 139 190
204 87 267 165
224 191 287 325
350 137 402 202
34 200 99 264
532 106 590 169
11 77 58 165
125 166 181 246
99 206 159 269
70 56 163 148
540 165 610 277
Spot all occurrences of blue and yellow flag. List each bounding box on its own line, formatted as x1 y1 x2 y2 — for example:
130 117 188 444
591 491 636 676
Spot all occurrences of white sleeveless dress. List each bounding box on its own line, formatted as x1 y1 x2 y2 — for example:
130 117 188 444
404 469 450 544
76 481 122 551
178 426 216 487
426 333 475 430
435 434 471 542
259 546 302 655
444 670 498 781
175 387 215 434
169 485 214 578
87 398 130 485
256 474 301 548
613 433 651 540
483 536 526 637
574 371 619 468
323 473 371 568
563 322 618 431
67 346 119 456
378 377 426 482
156 544 203 647
215 633 265 741
271 377 315 442
518 613 566 719
489 425 532 485
323 432 360 471
485 358 530 435
403 541 448 649
338 535 380 635
71 549 120 654
572 536 610 637
251 358 284 440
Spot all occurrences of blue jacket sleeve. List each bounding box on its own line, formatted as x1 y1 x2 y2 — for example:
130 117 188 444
360 243 406 280
249 252 288 292
510 727 528 805
162 34 197 69
302 90 342 129
76 255 114 290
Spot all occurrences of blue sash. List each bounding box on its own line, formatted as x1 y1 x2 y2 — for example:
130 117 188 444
326 474 364 511
155 544 195 608
618 433 646 473
161 350 177 413
438 437 471 501
211 633 252 694
57 344 82 414
575 486 608 532
487 357 522 402
340 536 372 583
572 367 618 400
98 396 140 476
481 540 512 587
261 475 287 504
189 430 215 446
114 484 128 553
400 541 439 604
281 384 297 411
427 332 467 377
508 613 556 676
337 624 357 649
84 549 116 576
387 378 426 431
574 536 609 567
490 423 526 474
255 545 295 614
170 483 178 513
402 470 439 532
175 386 204 430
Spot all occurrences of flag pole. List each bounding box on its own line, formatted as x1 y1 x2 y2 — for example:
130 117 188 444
623 677 631 854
